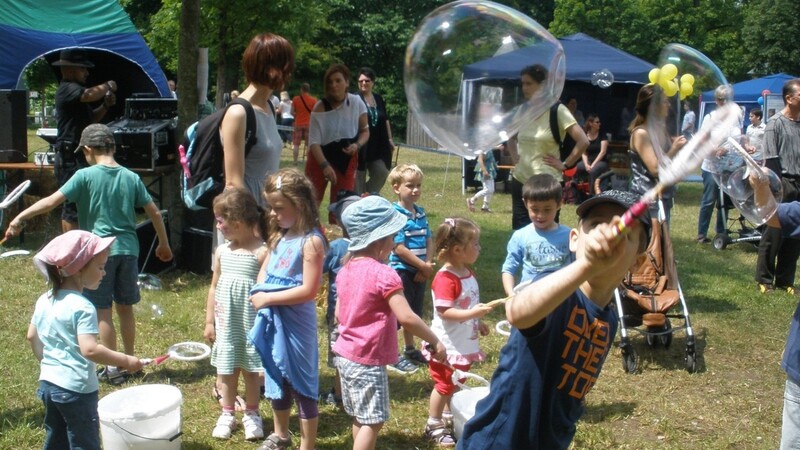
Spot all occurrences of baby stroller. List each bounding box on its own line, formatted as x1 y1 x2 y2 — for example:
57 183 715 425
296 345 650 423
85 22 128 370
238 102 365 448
712 183 762 250
614 209 698 374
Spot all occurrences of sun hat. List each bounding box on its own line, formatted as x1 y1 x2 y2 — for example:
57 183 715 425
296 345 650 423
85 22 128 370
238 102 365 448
34 230 116 279
77 123 116 152
575 190 652 243
341 196 406 251
328 190 362 232
51 49 95 68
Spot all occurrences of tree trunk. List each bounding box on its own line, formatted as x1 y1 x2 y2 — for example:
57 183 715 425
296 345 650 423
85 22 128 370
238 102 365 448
177 0 200 139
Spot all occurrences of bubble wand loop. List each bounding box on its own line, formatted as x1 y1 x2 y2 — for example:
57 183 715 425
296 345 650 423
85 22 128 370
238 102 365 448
613 103 740 238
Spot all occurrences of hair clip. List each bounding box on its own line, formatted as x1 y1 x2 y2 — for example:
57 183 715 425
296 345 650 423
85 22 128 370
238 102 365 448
444 218 455 227
275 176 282 190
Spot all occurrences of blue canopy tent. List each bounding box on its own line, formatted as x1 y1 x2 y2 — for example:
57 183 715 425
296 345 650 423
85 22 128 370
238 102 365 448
700 73 796 127
463 33 655 140
0 0 171 120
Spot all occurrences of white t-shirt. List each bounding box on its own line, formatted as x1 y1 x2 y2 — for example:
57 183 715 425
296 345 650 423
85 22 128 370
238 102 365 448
309 93 367 146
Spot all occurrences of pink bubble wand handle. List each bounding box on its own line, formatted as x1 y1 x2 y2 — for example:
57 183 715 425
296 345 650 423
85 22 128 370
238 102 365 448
613 196 652 238
178 144 191 179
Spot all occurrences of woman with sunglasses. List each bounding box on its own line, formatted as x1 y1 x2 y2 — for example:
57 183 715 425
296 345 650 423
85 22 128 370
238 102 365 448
355 67 395 195
575 114 609 195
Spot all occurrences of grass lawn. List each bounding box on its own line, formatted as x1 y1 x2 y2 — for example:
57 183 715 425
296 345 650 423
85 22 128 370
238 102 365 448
0 141 791 449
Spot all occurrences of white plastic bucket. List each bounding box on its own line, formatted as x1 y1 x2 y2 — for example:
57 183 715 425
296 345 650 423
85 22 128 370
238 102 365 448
98 384 183 450
450 370 490 440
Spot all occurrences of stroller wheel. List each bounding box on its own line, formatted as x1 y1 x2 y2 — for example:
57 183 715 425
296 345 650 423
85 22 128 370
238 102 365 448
685 350 698 373
621 347 638 374
712 234 729 250
646 329 658 348
659 318 673 348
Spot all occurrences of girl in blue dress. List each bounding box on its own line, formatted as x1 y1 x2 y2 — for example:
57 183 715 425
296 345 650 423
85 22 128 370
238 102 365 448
249 168 327 450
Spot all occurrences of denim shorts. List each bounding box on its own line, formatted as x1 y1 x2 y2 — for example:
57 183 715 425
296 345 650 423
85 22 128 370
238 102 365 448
336 357 390 425
83 255 141 308
37 380 101 450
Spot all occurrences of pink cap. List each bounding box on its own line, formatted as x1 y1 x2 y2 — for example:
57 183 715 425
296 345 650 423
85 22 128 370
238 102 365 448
34 230 116 278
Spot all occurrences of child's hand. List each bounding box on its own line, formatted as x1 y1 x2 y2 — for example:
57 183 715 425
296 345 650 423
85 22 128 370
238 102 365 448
583 220 629 271
249 292 270 309
478 320 490 336
204 323 216 343
123 355 144 373
156 243 173 262
471 303 492 319
415 262 435 282
429 341 447 363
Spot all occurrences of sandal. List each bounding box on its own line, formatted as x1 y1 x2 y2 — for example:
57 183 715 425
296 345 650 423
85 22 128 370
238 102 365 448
425 421 455 447
257 433 292 450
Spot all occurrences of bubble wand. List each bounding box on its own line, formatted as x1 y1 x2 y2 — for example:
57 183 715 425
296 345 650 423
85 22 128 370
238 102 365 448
613 103 741 237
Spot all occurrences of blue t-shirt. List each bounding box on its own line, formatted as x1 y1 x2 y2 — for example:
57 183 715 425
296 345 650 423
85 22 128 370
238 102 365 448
502 224 573 282
459 285 618 450
323 238 350 309
31 290 100 394
778 203 800 383
389 203 431 273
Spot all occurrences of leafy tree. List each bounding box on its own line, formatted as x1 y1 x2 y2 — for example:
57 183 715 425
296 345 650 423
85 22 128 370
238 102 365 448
742 0 800 76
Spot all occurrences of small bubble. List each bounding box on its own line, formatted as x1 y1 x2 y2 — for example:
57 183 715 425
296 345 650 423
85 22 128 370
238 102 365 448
150 304 164 320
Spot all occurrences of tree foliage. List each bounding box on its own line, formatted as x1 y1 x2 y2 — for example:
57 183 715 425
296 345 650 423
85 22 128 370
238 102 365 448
742 0 800 76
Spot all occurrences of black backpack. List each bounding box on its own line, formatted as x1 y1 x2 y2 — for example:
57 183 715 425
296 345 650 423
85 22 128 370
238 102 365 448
180 98 271 210
549 102 576 162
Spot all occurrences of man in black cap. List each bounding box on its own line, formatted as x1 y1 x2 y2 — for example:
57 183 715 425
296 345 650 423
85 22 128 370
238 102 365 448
53 48 119 232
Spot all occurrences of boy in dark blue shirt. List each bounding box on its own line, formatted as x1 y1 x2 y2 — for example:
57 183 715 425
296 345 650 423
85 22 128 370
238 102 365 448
459 191 651 449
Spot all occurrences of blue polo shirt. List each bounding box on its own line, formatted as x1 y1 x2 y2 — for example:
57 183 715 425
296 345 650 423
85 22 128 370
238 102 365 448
389 203 431 273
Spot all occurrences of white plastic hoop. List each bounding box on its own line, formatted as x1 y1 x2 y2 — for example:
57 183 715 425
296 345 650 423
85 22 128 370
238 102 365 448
167 341 211 361
495 320 512 337
0 180 31 209
451 369 490 390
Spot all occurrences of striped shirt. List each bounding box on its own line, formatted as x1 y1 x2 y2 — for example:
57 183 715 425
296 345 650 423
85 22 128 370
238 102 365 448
389 203 431 273
764 112 800 176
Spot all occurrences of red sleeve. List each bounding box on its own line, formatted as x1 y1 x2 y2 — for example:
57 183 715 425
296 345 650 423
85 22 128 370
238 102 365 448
431 270 461 309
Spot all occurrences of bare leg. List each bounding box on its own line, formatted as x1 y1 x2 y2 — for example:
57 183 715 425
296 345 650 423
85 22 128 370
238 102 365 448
352 421 382 450
115 304 135 355
96 308 117 351
272 408 291 440
293 145 299 164
243 370 261 408
428 389 451 420
402 328 415 350
298 416 318 450
218 373 238 410
61 220 78 233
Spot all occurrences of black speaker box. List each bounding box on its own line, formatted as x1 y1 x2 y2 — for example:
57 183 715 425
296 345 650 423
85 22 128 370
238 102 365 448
136 210 174 274
0 90 28 161
180 227 213 275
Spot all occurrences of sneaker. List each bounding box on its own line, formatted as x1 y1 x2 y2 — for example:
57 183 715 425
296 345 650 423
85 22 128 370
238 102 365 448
466 198 475 212
387 356 419 374
404 348 429 366
212 413 237 439
98 367 130 386
696 235 711 244
480 206 492 213
759 283 775 294
777 285 797 295
242 412 264 441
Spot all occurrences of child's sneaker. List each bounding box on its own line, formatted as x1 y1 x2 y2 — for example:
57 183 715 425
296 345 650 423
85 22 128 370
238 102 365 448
242 411 264 441
387 356 419 374
212 413 237 439
404 348 429 366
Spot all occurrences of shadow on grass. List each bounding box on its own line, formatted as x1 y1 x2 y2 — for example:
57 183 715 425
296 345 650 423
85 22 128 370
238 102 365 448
582 400 638 424
137 363 215 385
179 442 214 450
0 405 44 437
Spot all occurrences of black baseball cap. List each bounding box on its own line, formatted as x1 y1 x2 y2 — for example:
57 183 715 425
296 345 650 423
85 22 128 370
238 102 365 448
576 190 652 243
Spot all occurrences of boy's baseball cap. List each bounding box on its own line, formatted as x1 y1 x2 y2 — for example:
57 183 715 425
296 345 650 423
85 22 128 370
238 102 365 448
77 123 116 152
575 190 652 243
342 196 406 251
34 230 116 279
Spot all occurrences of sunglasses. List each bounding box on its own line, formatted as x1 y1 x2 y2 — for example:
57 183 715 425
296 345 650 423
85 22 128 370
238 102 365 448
358 79 373 84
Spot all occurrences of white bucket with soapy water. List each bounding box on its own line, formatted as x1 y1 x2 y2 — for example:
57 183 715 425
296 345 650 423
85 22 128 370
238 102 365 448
450 370 490 440
98 384 183 450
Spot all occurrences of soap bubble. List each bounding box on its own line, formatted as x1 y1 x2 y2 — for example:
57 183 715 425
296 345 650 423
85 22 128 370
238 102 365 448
404 0 564 157
137 273 162 291
591 68 614 88
150 303 164 320
645 44 739 188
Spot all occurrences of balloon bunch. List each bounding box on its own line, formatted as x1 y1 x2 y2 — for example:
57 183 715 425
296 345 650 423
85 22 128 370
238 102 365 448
757 89 771 106
648 64 696 100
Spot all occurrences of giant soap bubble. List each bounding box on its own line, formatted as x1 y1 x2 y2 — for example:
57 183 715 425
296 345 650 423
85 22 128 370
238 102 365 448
644 44 741 190
404 0 565 157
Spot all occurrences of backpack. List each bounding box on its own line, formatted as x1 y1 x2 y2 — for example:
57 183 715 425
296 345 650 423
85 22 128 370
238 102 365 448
549 102 576 162
180 98 271 210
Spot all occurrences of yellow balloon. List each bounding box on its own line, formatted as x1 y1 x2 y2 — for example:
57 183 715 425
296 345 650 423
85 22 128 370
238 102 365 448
680 82 694 97
649 68 660 84
661 63 678 80
680 73 695 86
680 93 687 100
664 80 678 97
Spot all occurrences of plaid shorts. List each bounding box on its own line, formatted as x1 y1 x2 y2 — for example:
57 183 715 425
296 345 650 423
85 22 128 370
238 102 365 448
336 357 390 425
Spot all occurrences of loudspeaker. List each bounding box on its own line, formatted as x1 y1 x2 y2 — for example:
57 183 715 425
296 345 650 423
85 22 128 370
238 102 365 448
0 90 28 161
180 227 213 275
136 210 174 274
